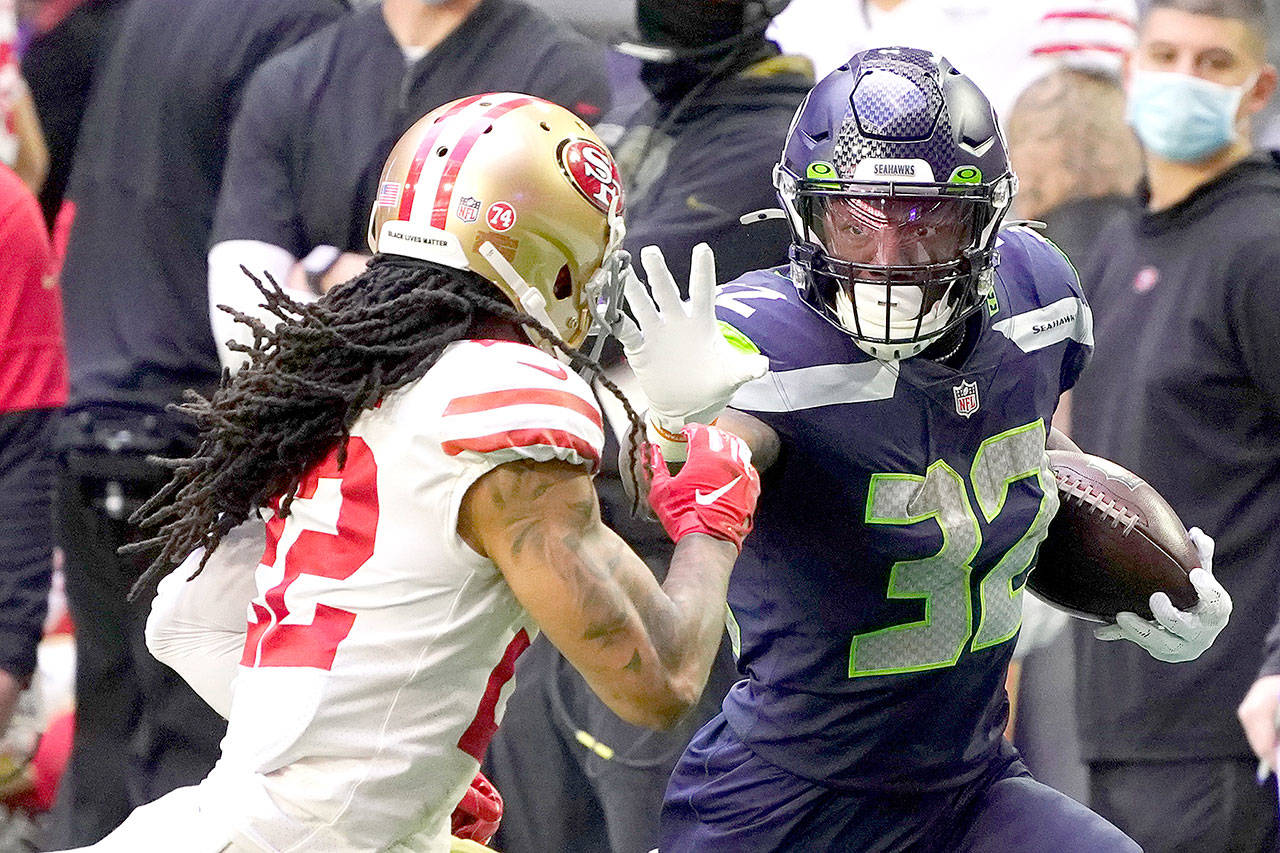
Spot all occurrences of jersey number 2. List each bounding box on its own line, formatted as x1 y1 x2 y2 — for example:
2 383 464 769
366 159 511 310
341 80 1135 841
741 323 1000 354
243 437 378 670
850 421 1058 677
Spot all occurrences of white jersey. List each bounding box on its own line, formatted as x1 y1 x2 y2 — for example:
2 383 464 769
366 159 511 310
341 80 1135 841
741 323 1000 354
768 0 1136 122
200 339 605 852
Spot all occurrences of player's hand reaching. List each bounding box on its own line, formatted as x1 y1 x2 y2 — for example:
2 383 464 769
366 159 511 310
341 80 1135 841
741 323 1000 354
647 423 760 552
1094 527 1231 662
611 243 768 461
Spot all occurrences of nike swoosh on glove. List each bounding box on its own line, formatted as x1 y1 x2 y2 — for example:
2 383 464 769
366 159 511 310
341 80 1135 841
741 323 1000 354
612 243 768 460
1093 526 1232 662
647 423 761 551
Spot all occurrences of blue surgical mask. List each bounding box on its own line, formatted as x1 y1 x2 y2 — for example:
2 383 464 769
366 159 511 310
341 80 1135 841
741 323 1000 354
1126 70 1253 162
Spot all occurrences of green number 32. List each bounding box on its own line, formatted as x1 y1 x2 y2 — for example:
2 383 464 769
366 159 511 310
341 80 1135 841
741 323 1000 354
849 420 1058 677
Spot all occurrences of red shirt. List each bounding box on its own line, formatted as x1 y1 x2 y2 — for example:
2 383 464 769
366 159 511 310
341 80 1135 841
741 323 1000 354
0 164 66 412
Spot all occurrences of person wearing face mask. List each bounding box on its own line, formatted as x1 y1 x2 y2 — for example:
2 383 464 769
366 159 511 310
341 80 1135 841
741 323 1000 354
1063 2 1280 850
598 0 814 286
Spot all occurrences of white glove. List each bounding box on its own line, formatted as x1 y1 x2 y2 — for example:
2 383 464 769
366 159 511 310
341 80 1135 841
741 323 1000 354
1093 527 1231 662
611 243 768 461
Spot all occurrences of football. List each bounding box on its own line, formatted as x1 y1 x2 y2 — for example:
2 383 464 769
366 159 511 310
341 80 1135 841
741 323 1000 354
1028 450 1200 623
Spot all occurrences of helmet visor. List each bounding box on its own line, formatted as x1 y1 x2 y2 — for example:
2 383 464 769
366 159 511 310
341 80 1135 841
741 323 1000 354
794 194 987 349
811 196 978 268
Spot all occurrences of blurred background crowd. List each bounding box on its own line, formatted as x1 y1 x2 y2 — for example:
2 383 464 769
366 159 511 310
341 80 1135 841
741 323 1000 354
1 0 1279 851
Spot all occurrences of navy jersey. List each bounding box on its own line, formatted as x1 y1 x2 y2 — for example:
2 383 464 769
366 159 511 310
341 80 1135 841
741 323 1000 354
716 226 1091 791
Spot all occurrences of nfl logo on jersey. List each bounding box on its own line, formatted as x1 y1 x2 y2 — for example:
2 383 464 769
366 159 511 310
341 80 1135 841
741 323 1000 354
953 380 980 418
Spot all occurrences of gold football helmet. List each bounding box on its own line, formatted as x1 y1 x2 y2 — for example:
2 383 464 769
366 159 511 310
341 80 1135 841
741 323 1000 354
369 93 625 349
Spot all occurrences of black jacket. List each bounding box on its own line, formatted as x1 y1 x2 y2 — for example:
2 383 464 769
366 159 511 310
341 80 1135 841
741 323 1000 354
1071 153 1280 762
601 53 814 289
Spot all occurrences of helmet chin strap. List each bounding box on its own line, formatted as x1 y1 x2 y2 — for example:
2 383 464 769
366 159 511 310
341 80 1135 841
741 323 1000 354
478 241 568 363
480 200 628 368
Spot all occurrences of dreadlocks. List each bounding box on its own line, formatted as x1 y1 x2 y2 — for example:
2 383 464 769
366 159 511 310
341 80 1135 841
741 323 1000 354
125 254 647 598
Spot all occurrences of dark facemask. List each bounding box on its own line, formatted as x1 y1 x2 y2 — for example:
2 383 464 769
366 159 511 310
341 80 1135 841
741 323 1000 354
635 0 750 103
637 0 747 50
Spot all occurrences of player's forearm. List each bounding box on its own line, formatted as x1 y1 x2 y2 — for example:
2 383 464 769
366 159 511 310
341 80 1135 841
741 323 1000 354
473 458 748 729
1047 425 1082 454
547 528 735 731
718 408 781 472
11 91 48 194
603 424 756 727
637 533 738 723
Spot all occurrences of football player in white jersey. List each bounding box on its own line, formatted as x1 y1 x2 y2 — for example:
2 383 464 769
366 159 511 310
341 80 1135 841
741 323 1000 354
56 94 765 853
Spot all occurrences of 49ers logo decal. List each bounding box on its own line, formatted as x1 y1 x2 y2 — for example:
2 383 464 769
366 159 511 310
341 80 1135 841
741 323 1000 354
559 139 623 214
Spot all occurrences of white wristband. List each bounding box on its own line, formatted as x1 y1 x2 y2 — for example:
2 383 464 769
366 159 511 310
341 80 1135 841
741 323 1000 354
646 411 689 463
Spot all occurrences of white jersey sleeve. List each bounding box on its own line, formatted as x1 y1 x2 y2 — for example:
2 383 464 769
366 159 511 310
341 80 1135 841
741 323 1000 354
145 522 265 720
433 339 604 474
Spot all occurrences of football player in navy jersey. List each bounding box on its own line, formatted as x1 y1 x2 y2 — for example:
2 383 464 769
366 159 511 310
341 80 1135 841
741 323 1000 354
609 47 1232 852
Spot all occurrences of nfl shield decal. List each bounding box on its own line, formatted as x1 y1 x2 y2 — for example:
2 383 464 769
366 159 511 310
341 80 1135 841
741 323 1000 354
953 380 979 418
457 196 481 223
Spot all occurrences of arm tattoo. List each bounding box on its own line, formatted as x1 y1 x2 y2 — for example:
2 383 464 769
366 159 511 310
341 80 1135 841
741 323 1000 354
498 466 639 652
488 461 682 674
571 544 634 650
634 584 683 670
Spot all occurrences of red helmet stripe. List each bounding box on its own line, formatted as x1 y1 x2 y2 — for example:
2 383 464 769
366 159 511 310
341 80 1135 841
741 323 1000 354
429 97 537 229
396 94 488 222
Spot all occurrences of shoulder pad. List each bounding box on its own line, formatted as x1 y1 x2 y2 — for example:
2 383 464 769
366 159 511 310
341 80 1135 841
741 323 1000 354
429 340 604 473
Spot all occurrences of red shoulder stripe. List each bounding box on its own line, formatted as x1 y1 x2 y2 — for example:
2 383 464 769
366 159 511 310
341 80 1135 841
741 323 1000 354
441 428 600 465
444 388 602 429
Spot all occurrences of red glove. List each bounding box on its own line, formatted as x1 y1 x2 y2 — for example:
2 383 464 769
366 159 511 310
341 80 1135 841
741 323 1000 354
647 423 761 551
450 770 503 844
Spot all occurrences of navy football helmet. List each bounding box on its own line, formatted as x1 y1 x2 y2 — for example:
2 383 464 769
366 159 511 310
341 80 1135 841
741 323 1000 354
776 47 1015 360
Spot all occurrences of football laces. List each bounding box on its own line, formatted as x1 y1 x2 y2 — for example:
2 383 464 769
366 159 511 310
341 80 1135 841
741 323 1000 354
1056 472 1141 535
